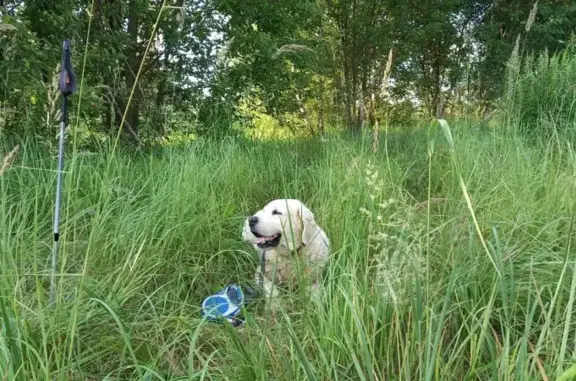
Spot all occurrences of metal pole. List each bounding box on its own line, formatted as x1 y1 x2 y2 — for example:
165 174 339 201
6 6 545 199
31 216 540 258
49 40 76 305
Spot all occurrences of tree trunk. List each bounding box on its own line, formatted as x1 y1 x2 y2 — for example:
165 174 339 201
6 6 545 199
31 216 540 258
295 93 314 136
431 47 443 118
99 0 122 135
156 49 169 109
152 48 170 136
358 69 368 128
318 77 325 135
337 2 358 134
118 0 140 144
317 22 326 135
341 32 354 131
350 53 359 133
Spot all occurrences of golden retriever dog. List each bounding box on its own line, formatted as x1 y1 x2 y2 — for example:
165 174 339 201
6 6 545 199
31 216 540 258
242 199 330 307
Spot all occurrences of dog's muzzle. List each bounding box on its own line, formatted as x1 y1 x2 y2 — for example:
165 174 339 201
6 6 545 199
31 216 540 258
250 229 282 249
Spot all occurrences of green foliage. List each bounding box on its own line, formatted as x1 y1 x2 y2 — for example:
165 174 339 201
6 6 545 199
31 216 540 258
505 38 576 138
3 0 576 141
475 0 576 103
1 1 224 144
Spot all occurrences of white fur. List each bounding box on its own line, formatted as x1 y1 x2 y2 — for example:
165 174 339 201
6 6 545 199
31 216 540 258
242 199 329 306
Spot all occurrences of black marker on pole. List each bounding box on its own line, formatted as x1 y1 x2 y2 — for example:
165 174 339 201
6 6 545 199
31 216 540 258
50 40 76 305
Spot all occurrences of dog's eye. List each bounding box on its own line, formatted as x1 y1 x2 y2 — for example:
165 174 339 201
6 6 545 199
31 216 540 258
272 210 282 216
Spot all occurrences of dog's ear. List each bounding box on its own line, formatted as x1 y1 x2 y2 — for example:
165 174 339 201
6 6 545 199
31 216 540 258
298 203 318 246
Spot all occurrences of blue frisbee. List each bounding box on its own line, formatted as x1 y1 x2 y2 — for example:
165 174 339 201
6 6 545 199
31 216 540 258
201 284 254 327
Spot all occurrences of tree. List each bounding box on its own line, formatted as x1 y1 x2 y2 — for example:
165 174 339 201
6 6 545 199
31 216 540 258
2 0 575 143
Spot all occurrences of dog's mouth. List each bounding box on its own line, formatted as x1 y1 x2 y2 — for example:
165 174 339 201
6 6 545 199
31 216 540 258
251 230 281 248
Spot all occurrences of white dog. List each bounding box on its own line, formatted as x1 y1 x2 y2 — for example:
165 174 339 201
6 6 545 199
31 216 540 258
242 199 330 305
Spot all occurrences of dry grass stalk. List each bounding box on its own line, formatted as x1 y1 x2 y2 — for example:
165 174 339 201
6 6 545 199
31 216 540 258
0 24 17 33
0 145 19 176
510 35 520 68
435 92 445 119
506 34 521 97
526 1 538 33
373 47 394 153
44 65 62 131
381 47 394 98
372 119 381 153
272 44 315 59
506 1 537 104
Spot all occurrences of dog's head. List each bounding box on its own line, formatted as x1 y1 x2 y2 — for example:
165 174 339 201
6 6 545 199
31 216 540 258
242 199 319 251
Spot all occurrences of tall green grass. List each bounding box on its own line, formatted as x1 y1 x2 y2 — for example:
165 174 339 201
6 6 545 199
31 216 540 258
505 37 576 141
1 122 576 380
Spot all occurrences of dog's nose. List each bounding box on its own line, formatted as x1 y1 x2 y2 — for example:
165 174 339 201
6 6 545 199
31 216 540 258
248 216 258 227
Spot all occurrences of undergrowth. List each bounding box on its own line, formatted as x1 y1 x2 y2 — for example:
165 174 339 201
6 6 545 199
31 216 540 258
1 123 576 380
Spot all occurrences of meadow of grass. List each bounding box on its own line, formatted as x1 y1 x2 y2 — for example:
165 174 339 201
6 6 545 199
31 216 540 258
1 120 576 380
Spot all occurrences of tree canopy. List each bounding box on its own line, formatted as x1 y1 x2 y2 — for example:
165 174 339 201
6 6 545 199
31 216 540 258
1 0 575 144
